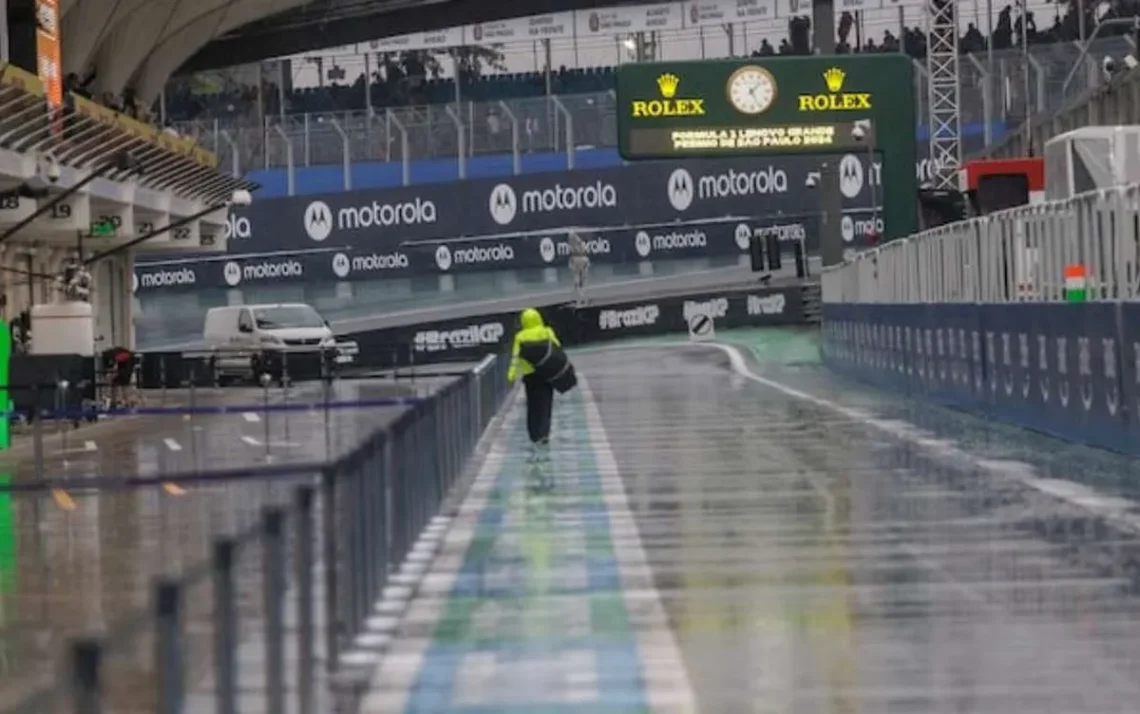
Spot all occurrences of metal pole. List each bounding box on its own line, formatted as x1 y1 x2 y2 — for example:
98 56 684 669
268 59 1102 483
544 39 553 95
364 52 373 117
330 118 352 191
387 109 411 187
986 0 994 81
263 508 286 714
154 580 185 714
1020 0 1032 154
295 487 316 714
813 0 845 267
498 100 521 175
213 540 237 714
71 639 104 714
445 105 466 179
321 467 340 674
273 125 295 196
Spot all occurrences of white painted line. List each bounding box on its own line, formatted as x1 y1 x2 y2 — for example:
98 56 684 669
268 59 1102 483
242 412 261 423
579 376 698 714
84 440 97 452
163 438 183 452
240 435 301 448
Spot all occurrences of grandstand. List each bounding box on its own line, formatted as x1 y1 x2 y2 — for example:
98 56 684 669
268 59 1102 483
165 13 1139 193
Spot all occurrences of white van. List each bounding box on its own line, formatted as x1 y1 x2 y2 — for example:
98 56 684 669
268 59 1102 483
204 303 337 382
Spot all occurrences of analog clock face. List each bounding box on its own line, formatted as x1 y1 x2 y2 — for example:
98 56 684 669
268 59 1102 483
727 66 776 115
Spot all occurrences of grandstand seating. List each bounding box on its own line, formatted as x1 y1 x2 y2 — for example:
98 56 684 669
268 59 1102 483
171 34 1134 184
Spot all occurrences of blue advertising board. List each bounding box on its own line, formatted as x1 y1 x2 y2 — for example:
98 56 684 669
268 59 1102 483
135 152 885 291
823 301 1136 455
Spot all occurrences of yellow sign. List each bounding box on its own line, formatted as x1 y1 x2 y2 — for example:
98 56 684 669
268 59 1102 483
670 125 839 151
630 72 707 118
798 67 872 112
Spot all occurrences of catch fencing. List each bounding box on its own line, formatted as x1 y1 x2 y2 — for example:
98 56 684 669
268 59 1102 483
822 180 1140 305
0 354 509 714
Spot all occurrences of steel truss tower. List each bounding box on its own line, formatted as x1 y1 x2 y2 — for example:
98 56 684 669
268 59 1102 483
925 0 962 189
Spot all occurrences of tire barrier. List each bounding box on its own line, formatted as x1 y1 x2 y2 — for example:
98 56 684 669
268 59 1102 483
822 302 1140 455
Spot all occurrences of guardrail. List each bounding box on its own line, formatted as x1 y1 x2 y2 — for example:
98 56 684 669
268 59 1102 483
1 353 509 714
821 180 1140 306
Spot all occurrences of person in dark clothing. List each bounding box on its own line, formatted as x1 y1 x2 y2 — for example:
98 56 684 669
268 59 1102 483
507 308 561 457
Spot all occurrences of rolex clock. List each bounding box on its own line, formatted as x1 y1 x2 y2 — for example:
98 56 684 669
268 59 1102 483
726 65 776 115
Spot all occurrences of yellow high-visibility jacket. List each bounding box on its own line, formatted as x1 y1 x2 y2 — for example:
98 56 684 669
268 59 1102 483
507 308 561 382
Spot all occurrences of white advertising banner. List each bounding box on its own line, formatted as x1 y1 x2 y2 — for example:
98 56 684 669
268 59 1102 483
574 2 684 38
467 11 575 43
836 0 881 11
778 0 813 15
685 0 779 27
361 26 466 54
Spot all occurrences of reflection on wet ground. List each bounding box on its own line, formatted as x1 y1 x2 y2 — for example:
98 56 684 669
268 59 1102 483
0 376 453 708
363 341 1140 714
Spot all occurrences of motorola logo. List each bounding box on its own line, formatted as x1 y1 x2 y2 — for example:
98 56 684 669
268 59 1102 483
351 252 410 272
435 245 453 271
138 267 197 290
839 154 865 199
303 201 333 242
332 252 351 278
489 184 518 225
228 259 304 285
223 261 242 286
635 231 652 257
306 197 438 240
735 223 752 250
697 167 788 201
540 237 557 263
492 181 617 224
653 230 706 250
667 168 694 211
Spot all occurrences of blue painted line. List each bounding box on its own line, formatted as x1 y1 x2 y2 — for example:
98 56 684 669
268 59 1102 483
401 390 651 714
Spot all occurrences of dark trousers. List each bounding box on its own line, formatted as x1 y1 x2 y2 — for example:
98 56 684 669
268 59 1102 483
523 373 554 444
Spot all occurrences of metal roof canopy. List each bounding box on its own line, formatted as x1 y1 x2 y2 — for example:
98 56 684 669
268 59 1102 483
0 66 256 205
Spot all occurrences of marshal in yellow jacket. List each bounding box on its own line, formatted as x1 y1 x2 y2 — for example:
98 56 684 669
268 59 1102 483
507 308 561 383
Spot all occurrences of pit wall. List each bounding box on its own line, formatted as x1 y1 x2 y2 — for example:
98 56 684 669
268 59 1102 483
821 302 1140 455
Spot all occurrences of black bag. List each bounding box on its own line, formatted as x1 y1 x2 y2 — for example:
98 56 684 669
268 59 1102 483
519 339 578 393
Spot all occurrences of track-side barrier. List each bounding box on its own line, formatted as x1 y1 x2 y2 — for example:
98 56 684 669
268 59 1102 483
0 354 509 714
820 179 1140 455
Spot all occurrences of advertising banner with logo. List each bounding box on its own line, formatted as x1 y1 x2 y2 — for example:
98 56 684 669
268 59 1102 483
35 0 62 106
684 0 778 28
466 12 575 43
138 226 833 290
133 215 828 291
822 301 1139 456
140 154 859 260
339 285 805 368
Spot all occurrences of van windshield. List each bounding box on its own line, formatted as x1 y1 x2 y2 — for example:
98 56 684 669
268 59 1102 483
254 306 325 330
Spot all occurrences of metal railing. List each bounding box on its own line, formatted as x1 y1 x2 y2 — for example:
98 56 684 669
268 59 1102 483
821 180 1140 305
1 353 510 714
979 59 1140 159
171 38 1134 183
